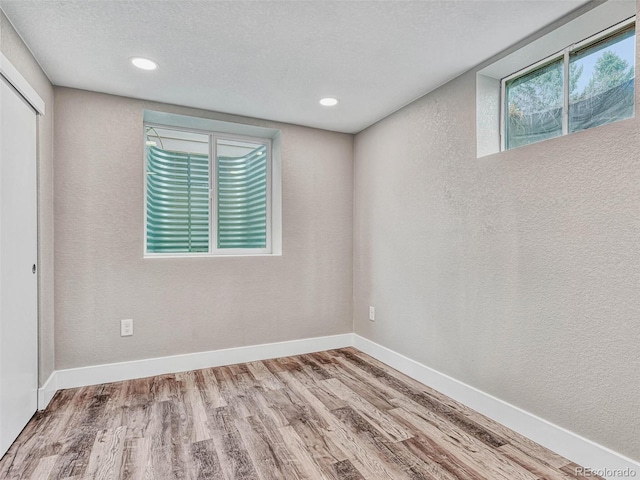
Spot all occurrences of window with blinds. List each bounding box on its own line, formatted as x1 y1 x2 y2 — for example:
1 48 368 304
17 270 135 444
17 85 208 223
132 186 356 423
145 125 271 255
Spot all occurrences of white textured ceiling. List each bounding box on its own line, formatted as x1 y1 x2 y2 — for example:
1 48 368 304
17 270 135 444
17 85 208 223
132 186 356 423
1 0 588 133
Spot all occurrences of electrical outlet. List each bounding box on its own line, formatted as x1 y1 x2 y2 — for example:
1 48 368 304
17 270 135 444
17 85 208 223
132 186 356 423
121 319 133 337
369 306 375 321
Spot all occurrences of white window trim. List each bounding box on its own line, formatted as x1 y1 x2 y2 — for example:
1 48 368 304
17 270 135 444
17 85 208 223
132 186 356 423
143 121 277 258
499 16 635 151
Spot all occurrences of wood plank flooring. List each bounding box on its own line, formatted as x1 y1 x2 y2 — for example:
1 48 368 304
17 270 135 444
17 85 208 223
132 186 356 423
0 348 601 479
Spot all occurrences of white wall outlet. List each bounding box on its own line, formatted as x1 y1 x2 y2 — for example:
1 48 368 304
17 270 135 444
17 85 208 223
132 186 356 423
120 319 133 337
369 306 375 321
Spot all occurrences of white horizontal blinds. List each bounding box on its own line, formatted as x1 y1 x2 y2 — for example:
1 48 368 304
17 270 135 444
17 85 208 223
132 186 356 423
216 139 268 249
146 145 210 253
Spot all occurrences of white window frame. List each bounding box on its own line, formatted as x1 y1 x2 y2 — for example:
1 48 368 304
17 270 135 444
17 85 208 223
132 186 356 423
500 16 635 151
144 123 274 257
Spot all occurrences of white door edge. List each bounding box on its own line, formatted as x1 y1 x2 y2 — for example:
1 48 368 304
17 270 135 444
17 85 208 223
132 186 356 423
0 52 45 115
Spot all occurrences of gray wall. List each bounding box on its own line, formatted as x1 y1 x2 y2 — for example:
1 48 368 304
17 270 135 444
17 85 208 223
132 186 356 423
0 11 55 386
353 25 640 462
53 87 353 370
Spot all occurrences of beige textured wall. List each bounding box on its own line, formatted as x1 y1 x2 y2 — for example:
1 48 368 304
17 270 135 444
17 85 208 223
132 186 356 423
0 11 55 386
353 28 640 462
53 87 353 370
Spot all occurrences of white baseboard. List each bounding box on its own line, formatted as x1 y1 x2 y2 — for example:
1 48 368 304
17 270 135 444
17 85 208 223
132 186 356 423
37 371 58 410
39 333 353 409
353 334 639 480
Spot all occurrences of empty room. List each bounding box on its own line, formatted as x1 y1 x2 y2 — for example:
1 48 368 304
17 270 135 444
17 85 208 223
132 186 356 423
0 0 638 478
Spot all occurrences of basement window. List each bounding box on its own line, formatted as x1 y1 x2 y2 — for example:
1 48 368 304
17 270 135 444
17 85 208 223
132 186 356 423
503 20 635 150
144 112 281 257
476 1 636 157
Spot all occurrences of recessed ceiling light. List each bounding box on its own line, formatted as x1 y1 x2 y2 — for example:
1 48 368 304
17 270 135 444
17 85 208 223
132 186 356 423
131 57 158 70
319 97 338 106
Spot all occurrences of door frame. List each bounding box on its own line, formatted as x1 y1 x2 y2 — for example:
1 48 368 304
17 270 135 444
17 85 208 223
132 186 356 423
0 53 45 115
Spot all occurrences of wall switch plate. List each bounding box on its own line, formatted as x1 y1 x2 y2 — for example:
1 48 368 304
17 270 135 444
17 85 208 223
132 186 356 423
121 319 133 337
369 306 375 321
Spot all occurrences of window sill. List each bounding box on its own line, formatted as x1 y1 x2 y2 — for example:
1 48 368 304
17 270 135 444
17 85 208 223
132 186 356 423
144 253 282 259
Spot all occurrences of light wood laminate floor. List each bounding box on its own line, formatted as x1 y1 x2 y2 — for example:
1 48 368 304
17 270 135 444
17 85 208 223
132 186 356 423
0 347 599 479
